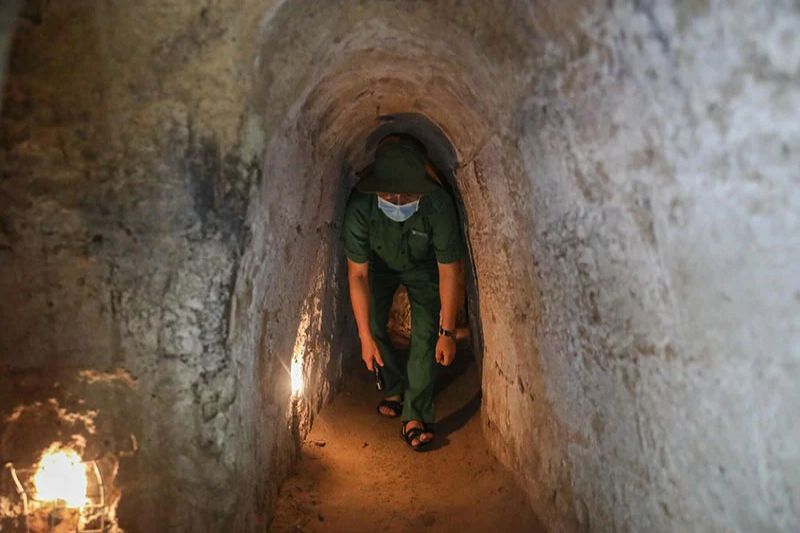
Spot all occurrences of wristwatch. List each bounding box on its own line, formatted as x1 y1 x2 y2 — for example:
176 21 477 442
438 326 455 338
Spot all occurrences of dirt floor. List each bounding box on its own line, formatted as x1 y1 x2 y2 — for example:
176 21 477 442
270 353 545 533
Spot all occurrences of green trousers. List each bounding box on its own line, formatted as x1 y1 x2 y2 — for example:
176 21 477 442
369 266 440 423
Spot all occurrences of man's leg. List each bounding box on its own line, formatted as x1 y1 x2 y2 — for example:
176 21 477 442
401 269 440 425
369 270 405 399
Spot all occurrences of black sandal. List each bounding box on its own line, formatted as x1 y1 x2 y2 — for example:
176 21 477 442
400 421 435 451
376 399 403 418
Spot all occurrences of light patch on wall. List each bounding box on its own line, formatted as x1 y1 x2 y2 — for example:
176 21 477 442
291 356 304 395
289 309 311 397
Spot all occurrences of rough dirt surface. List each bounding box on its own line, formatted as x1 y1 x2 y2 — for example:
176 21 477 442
271 356 543 533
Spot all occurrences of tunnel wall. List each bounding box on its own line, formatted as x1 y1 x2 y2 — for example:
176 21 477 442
0 1 798 532
0 0 20 106
509 2 800 530
0 1 351 530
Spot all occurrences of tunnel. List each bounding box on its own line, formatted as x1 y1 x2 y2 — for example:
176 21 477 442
0 1 798 532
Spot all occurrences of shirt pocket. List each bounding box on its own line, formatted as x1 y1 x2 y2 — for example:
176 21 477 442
407 229 431 260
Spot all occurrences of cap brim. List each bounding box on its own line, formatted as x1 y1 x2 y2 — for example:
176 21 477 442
355 173 441 193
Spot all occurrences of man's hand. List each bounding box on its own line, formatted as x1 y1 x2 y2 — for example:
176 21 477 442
435 335 456 366
361 335 384 371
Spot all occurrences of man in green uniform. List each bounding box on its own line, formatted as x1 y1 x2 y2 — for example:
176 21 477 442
342 133 464 451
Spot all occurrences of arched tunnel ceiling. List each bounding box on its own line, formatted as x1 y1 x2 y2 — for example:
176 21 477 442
245 0 554 157
253 34 497 179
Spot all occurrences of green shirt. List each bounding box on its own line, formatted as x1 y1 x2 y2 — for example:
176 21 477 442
342 188 464 273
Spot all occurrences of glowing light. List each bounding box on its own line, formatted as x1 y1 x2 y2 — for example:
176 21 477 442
291 356 304 395
290 306 311 397
32 447 88 508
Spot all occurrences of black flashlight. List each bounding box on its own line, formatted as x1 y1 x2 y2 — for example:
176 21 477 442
374 365 384 391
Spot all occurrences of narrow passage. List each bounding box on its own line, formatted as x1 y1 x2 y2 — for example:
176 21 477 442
271 355 544 533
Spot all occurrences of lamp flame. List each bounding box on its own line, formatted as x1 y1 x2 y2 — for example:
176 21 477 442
32 447 88 508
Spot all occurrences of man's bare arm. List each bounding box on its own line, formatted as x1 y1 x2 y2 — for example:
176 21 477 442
438 260 461 331
436 260 462 366
347 259 372 338
347 258 383 370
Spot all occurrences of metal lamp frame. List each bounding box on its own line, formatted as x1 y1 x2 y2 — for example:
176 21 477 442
3 461 107 533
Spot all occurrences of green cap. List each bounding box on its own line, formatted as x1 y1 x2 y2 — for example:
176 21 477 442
356 138 441 193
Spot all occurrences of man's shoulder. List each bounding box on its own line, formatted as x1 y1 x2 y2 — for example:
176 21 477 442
420 188 455 217
346 189 374 211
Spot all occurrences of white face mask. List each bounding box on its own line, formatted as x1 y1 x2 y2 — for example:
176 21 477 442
377 196 420 222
